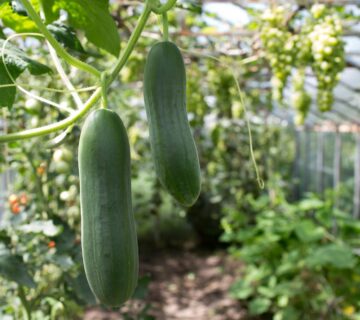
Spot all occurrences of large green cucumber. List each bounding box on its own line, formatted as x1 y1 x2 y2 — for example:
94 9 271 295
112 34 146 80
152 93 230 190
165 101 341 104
143 41 201 207
78 109 138 307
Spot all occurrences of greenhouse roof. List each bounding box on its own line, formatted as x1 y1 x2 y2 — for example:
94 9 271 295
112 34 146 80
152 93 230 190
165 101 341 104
200 0 360 129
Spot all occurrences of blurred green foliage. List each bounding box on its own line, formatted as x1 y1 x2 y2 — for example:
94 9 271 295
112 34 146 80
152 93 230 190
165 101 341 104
0 2 359 320
222 190 360 319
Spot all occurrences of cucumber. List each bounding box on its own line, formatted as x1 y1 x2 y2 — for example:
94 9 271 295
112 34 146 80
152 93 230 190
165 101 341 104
78 108 138 307
143 41 201 206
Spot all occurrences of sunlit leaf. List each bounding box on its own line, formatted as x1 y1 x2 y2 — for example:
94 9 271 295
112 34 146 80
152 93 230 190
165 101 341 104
47 23 85 54
10 0 27 16
249 297 271 315
51 0 120 56
294 221 325 243
306 244 356 269
0 39 51 108
230 280 254 299
19 220 62 237
0 2 37 32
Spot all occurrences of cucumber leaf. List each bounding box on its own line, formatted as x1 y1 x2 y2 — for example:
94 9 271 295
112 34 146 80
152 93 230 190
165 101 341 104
47 23 86 54
0 244 35 288
0 2 37 32
0 39 52 108
45 0 120 56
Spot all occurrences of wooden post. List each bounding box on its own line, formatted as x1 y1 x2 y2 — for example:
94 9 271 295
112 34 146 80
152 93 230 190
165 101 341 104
316 132 324 194
353 133 360 218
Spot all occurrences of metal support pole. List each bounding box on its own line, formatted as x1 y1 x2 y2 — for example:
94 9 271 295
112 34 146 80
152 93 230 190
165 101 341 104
304 128 311 193
316 132 324 194
353 133 360 218
333 129 341 191
294 130 301 200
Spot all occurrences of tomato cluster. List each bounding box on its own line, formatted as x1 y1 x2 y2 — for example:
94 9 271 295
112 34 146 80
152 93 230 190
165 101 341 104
8 193 28 215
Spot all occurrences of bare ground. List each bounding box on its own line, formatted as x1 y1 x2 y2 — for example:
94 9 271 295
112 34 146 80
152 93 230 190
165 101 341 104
84 249 247 320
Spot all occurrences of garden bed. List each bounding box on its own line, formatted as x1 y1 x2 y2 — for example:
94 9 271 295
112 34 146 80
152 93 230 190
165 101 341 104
84 249 245 320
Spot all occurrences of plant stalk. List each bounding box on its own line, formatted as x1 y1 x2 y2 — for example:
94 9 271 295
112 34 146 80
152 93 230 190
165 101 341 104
18 286 31 320
0 2 153 143
20 0 101 78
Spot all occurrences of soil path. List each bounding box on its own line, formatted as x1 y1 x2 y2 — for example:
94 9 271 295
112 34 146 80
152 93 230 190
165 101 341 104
84 249 246 320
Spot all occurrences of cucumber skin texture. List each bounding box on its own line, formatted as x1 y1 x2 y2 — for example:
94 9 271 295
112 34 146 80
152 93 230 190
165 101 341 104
144 41 201 207
79 109 138 307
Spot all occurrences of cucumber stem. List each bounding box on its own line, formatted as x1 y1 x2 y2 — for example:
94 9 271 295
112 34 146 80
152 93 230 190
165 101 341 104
0 2 152 143
18 286 31 320
101 72 109 109
151 0 177 14
162 12 169 41
20 0 101 78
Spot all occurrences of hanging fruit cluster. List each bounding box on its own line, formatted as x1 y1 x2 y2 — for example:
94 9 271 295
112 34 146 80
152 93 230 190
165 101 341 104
78 40 201 307
260 4 345 124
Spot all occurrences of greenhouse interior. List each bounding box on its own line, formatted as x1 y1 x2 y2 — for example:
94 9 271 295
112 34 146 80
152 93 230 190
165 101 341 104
1 0 360 319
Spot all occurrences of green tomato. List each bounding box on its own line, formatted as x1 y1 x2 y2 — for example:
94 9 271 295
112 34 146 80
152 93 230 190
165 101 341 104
54 161 71 174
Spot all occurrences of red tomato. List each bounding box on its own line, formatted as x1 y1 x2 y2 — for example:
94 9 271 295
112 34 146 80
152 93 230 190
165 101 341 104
48 241 56 249
8 194 18 205
11 203 21 215
19 193 28 206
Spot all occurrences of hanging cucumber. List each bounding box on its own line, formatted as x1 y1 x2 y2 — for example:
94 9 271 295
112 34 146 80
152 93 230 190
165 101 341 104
78 108 138 307
143 41 201 207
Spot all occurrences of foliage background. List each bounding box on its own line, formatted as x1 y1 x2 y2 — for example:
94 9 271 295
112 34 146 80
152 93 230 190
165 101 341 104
0 1 360 319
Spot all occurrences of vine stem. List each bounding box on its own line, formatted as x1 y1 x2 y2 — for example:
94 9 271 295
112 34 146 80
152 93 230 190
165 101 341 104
0 83 97 93
39 6 83 110
101 72 109 109
151 0 177 14
20 0 100 78
18 286 31 320
106 4 152 85
162 12 169 41
180 47 264 189
1 33 73 114
47 43 83 109
0 2 153 143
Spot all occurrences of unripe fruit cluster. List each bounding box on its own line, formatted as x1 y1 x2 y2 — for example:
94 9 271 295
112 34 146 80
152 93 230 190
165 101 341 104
260 4 345 121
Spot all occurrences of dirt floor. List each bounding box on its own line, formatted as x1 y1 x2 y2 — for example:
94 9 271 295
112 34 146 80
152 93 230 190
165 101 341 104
84 249 247 320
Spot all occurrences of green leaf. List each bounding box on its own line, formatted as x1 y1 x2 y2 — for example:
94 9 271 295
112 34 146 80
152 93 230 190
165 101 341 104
298 198 324 211
51 254 74 271
19 220 62 236
0 61 21 108
0 245 35 288
0 40 52 76
249 297 271 315
274 307 301 320
294 220 325 243
177 0 202 14
69 270 96 305
52 222 76 254
306 244 356 269
258 286 276 298
10 0 27 16
0 2 37 32
47 23 86 54
0 39 51 108
40 0 57 23
230 279 254 299
132 275 151 300
52 0 120 56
